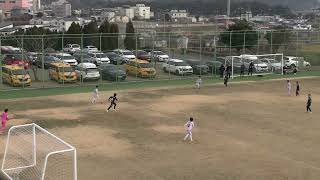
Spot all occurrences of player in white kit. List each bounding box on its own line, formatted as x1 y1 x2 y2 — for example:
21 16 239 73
287 80 291 96
184 117 195 142
91 85 99 104
195 76 202 89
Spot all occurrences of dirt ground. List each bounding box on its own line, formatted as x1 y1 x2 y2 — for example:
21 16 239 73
0 77 320 180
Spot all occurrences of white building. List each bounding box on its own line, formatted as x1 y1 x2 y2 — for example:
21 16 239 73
29 17 81 32
134 4 150 20
120 6 135 20
240 11 252 21
51 0 71 17
31 0 41 13
170 10 188 19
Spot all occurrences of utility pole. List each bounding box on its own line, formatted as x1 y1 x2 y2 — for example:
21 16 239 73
227 0 231 28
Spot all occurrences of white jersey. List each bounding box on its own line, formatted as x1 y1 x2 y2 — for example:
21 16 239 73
93 88 98 95
287 82 291 90
196 78 202 85
185 121 195 131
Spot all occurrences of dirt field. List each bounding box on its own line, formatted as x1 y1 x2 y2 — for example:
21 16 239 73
0 77 320 180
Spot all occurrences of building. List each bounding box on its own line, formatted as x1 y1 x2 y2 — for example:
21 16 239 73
29 16 81 32
170 10 188 19
134 4 150 20
240 11 252 21
120 6 134 20
51 0 71 17
0 0 31 16
31 0 40 13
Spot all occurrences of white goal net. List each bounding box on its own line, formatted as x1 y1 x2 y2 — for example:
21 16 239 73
1 123 77 180
226 53 284 78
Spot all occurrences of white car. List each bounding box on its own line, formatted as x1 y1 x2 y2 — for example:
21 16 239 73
88 52 110 65
253 61 269 73
260 58 282 72
152 51 169 62
285 56 311 68
113 49 136 61
84 46 98 53
63 44 81 54
162 59 193 75
54 53 78 66
75 63 100 81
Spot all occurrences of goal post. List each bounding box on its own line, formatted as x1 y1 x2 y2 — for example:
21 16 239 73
227 53 284 79
1 123 77 180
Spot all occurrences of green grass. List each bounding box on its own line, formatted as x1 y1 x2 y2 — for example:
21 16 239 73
0 71 319 100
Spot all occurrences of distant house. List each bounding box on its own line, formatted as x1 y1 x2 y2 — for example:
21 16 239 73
0 22 16 35
29 16 81 32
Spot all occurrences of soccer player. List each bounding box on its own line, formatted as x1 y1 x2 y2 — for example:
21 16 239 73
1 109 9 134
287 80 292 96
224 71 229 87
248 62 254 76
219 64 225 79
240 63 245 77
307 94 312 113
107 93 118 112
91 85 99 104
195 76 202 89
296 81 300 96
184 117 195 142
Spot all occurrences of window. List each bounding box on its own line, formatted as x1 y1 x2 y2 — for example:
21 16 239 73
0 1 5 3
9 1 15 3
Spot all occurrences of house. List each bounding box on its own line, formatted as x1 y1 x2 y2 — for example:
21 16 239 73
58 17 81 32
170 10 188 19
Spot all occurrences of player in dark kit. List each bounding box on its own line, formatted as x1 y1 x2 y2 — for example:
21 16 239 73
296 81 300 96
107 93 118 112
306 94 312 113
223 71 229 87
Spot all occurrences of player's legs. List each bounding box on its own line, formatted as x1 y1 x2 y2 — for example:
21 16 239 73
113 103 117 109
92 96 97 104
189 131 193 141
288 88 291 96
184 131 190 140
107 103 113 111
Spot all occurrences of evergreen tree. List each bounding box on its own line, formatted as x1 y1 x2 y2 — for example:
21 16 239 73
109 23 119 50
65 22 82 45
124 21 136 50
99 20 110 50
82 21 99 47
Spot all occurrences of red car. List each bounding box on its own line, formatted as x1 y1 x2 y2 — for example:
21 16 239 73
3 54 30 69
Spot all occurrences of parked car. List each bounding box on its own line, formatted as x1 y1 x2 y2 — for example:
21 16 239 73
73 53 93 63
124 59 156 78
63 44 81 54
2 65 31 86
205 59 223 74
284 56 311 68
88 52 110 65
54 53 78 66
252 61 269 73
162 59 193 75
49 62 77 83
35 55 59 69
185 59 209 75
260 58 282 72
113 49 136 61
133 50 151 61
83 45 98 53
75 63 100 81
3 54 30 69
151 51 169 62
105 52 127 65
100 64 126 81
27 52 38 65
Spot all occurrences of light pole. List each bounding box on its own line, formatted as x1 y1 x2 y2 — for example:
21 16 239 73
226 0 231 28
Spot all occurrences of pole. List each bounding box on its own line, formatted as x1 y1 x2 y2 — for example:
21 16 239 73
0 36 2 90
270 30 273 54
199 34 202 77
41 36 44 88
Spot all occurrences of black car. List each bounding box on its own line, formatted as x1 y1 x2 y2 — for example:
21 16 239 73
185 59 209 75
100 64 126 81
132 50 151 61
73 53 93 63
205 61 223 74
105 52 126 65
35 55 59 69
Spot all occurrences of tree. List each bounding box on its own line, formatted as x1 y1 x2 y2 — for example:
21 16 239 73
82 21 99 47
109 23 119 50
265 26 291 53
99 20 110 50
124 20 136 50
219 20 258 52
36 12 44 18
65 22 82 45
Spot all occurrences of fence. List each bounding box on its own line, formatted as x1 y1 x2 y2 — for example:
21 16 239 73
0 29 319 90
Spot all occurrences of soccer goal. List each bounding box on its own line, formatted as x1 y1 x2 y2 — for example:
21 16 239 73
1 123 77 180
226 53 284 79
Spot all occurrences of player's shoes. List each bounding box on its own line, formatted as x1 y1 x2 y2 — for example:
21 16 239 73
106 109 109 112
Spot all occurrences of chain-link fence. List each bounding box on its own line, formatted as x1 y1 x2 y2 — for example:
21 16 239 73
0 30 318 90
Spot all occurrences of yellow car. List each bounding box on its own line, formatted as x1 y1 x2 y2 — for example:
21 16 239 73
124 59 156 78
2 65 31 87
49 62 77 83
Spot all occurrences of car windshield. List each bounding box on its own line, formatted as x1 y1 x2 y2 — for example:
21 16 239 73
12 69 27 75
123 51 133 55
95 53 106 58
106 53 117 58
59 55 74 60
11 54 27 60
154 51 165 55
58 67 74 72
86 68 98 72
103 66 116 71
45 57 56 61
72 45 80 48
175 62 188 66
137 51 147 55
139 63 153 68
